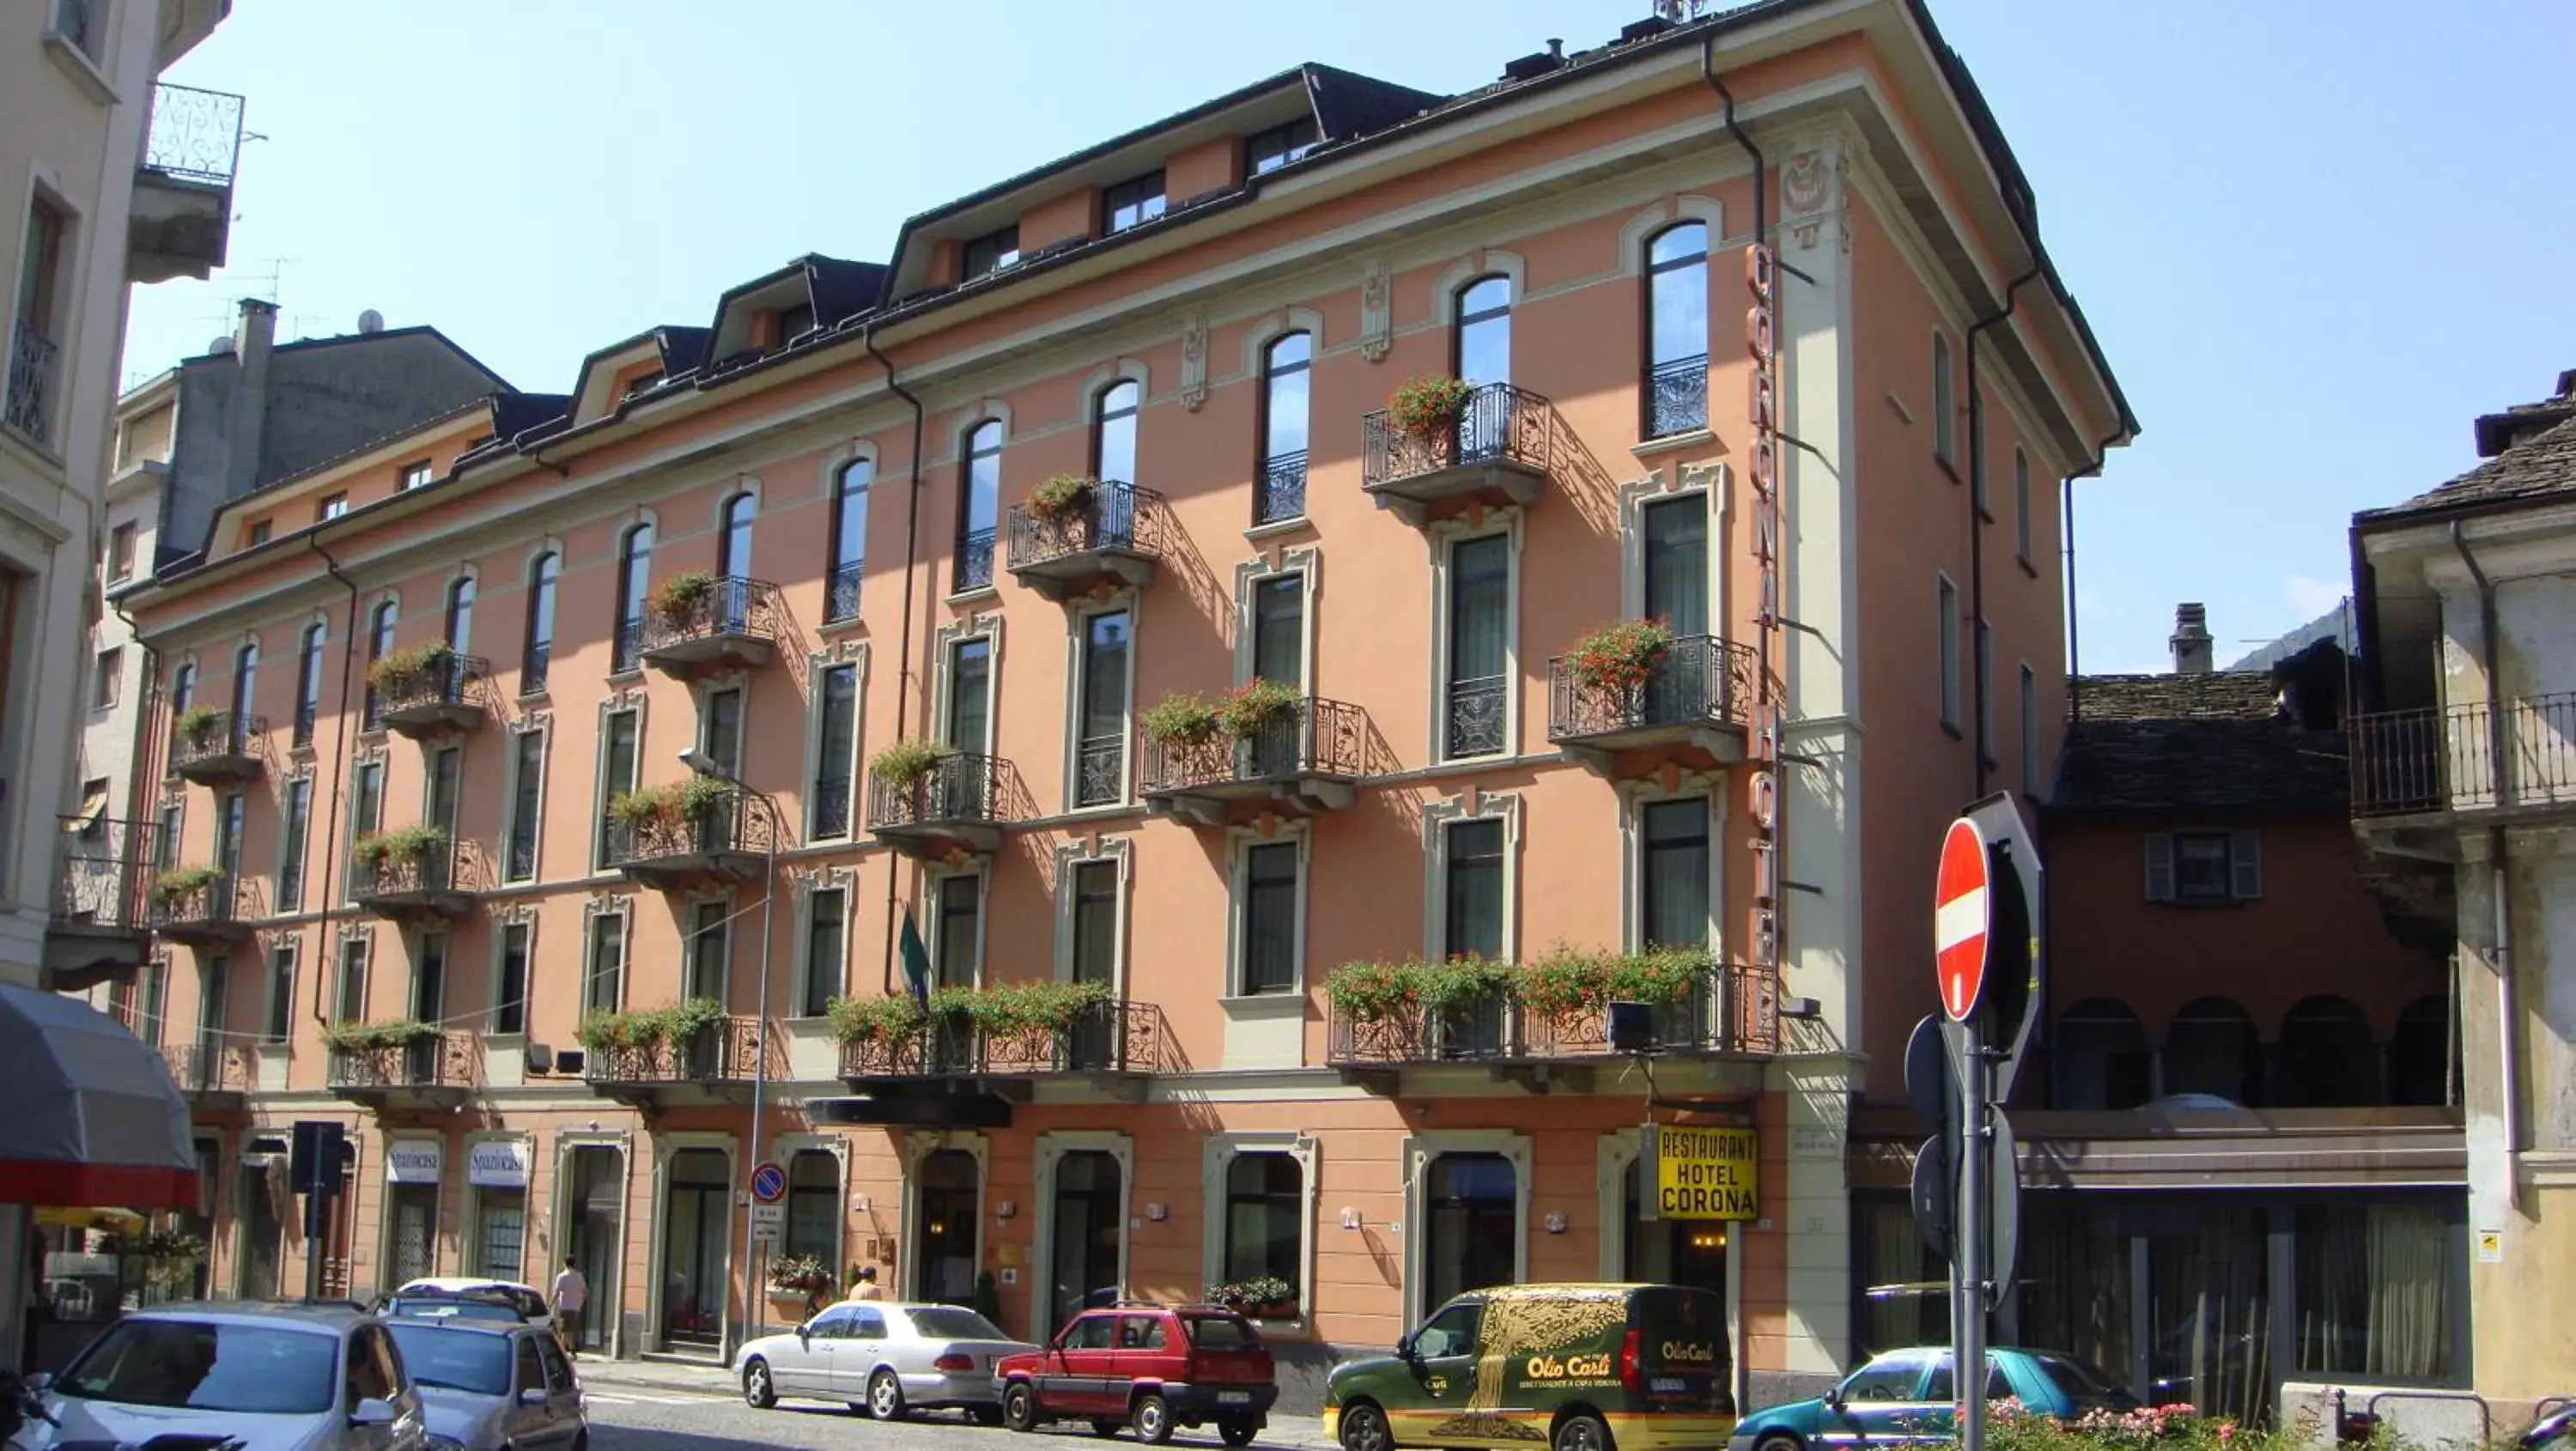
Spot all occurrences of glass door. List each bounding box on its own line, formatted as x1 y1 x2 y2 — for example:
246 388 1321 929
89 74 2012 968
1047 1151 1124 1339
660 1149 729 1347
566 1146 623 1353
913 1150 980 1309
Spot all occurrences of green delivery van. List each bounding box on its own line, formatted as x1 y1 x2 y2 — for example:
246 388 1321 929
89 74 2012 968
1324 1284 1735 1451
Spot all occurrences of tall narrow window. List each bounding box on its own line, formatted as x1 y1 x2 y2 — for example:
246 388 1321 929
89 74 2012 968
1977 618 1995 761
934 874 980 989
956 422 1001 592
137 961 167 1046
1445 536 1510 759
1639 798 1710 950
349 762 384 902
612 524 653 672
1074 610 1131 808
826 461 869 623
94 647 120 710
523 551 558 692
1443 818 1506 960
946 639 991 753
2020 664 2039 797
231 641 258 727
7 197 66 440
263 944 295 1044
2014 449 2033 566
584 915 623 1014
702 685 744 777
1643 222 1710 438
170 661 194 713
335 936 370 1023
717 490 755 592
107 523 135 583
1094 381 1140 487
277 777 311 913
414 932 447 1023
196 954 228 1059
1251 575 1303 688
1641 495 1709 638
1257 332 1311 525
1937 577 1960 732
506 730 544 882
1103 171 1167 234
1455 276 1511 389
1932 331 1955 468
686 900 729 1001
295 622 324 747
598 709 638 870
216 792 245 879
362 602 395 727
811 663 859 839
1239 841 1299 996
495 923 530 1035
427 745 463 838
443 577 475 655
802 888 846 1018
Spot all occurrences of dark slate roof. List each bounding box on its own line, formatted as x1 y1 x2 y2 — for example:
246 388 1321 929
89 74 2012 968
2365 394 2576 523
655 326 710 378
806 258 888 331
491 392 574 444
2055 671 2348 813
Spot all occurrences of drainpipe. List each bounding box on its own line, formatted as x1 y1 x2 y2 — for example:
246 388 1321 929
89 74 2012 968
2447 521 2518 1211
2060 427 2123 726
1965 268 2040 795
307 536 361 1026
862 323 928 995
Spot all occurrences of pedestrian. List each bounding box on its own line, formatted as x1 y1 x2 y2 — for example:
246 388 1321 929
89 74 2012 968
850 1265 883 1302
550 1258 588 1358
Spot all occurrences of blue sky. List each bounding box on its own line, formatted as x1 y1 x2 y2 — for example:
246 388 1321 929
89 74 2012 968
129 1 2576 676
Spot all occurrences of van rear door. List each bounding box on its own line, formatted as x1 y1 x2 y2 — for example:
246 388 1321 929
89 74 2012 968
1627 1286 1733 1414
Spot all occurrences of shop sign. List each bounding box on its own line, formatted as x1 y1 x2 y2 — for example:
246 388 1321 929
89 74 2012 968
1654 1125 1758 1220
467 1139 530 1189
387 1140 443 1185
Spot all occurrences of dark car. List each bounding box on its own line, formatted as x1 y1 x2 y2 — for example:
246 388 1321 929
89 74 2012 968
994 1302 1277 1445
1727 1347 2138 1451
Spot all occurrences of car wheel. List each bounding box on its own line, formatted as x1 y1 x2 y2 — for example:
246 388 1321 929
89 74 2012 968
741 1357 776 1410
1754 1436 1803 1451
868 1369 908 1422
1134 1393 1175 1446
972 1405 1006 1427
1339 1400 1394 1451
1553 1412 1613 1451
1092 1419 1127 1438
1002 1381 1041 1433
1220 1415 1260 1448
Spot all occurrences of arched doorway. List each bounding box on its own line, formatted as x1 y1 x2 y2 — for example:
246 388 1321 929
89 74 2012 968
659 1148 730 1349
2275 996 2379 1107
2387 995 2453 1107
2053 999 2152 1109
912 1149 980 1307
2162 998 2261 1105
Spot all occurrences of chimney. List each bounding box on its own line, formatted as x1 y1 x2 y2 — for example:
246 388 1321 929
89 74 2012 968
2170 603 2213 675
218 298 279 504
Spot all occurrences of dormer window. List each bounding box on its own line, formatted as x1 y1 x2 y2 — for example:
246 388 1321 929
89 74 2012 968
963 225 1021 281
621 370 663 399
1103 170 1168 234
1248 117 1320 175
773 302 815 348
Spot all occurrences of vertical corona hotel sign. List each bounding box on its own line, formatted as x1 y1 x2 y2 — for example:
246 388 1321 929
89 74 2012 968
1744 241 1783 987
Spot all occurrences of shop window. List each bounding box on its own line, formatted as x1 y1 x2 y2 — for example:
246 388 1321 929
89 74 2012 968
2053 999 2152 1110
1854 1198 1947 1357
2293 1201 2458 1381
2275 995 2379 1108
2013 1198 2130 1381
1221 1153 1302 1309
2144 1208 2269 1424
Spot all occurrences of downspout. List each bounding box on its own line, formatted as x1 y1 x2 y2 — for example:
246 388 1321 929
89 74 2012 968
1965 268 2041 795
2448 521 2518 1211
863 323 928 995
307 536 361 1026
2061 426 2124 725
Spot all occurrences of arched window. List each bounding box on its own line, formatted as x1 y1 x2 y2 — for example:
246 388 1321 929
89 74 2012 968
956 422 1001 592
2275 995 2380 1108
612 524 653 671
718 491 755 580
443 576 475 655
1454 275 1511 389
170 661 194 713
295 622 325 746
1643 222 1709 438
2161 997 2262 1106
826 461 870 623
231 641 258 719
1093 381 1139 486
1257 332 1310 525
2052 999 2151 1110
524 551 558 691
2387 995 2453 1107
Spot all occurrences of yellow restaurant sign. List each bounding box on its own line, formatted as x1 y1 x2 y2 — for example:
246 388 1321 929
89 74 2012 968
1654 1125 1759 1220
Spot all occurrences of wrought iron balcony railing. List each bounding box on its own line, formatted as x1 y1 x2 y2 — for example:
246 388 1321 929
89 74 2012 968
351 836 485 919
1548 634 1759 756
163 1043 253 1100
584 1016 772 1088
826 562 865 624
5 323 58 446
1075 733 1126 808
143 83 246 188
1645 354 1710 439
1447 674 1508 758
867 752 1007 856
170 711 264 785
1005 480 1163 600
605 785 776 888
811 777 854 840
954 527 997 593
52 815 161 933
1361 382 1552 521
147 871 253 944
635 576 783 672
839 997 1165 1080
374 653 489 736
1257 451 1309 525
326 1031 481 1100
2350 692 2576 820
523 639 553 695
1141 697 1367 810
1325 959 1779 1077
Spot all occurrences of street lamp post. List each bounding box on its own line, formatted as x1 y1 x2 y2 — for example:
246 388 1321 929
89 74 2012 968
679 748 783 1345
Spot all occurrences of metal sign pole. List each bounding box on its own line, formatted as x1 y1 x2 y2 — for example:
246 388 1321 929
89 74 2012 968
1956 1016 1986 1451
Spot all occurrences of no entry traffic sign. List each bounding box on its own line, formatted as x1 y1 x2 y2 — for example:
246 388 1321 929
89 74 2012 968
1934 817 1991 1022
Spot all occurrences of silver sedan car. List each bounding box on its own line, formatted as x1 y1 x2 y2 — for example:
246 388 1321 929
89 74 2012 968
736 1300 1036 1423
380 1317 586 1451
27 1301 426 1451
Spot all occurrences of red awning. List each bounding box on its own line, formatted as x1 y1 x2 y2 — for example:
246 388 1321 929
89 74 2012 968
0 984 197 1210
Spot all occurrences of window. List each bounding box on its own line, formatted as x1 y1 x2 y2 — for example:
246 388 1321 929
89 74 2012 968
6 197 66 441
1247 116 1320 174
1424 1153 1516 1310
216 792 246 877
2293 1202 2458 1380
786 1151 838 1265
1238 841 1299 996
231 641 258 721
263 944 295 1044
1838 1351 1931 1404
963 225 1020 280
2146 830 2263 904
933 873 980 988
1068 858 1119 988
318 493 348 522
702 684 745 778
362 601 395 727
811 663 860 838
1931 331 1954 468
1455 276 1511 388
1936 576 1959 732
612 524 653 671
443 577 475 654
136 960 167 1046
334 936 370 1023
277 777 311 912
1924 1354 2014 1404
1443 818 1506 960
1642 495 1709 637
506 729 543 881
598 709 638 870
772 302 814 348
621 370 662 398
584 914 624 1013
2053 999 2151 1111
106 522 135 582
1251 574 1303 687
802 887 846 1018
93 647 118 709
1103 171 1168 234
348 762 383 901
414 932 447 1023
827 460 869 622
1257 332 1311 524
246 519 271 546
685 900 729 1001
427 744 463 836
1094 380 1140 485
398 460 433 492
524 551 558 692
1073 610 1131 808
494 923 529 1035
1976 618 1994 761
1639 798 1709 950
1445 534 1510 759
718 490 755 581
2014 448 2033 565
170 660 194 713
1643 222 1710 438
1222 1154 1303 1301
295 622 324 746
2020 665 2038 796
945 638 991 752
956 422 1001 592
197 954 229 1048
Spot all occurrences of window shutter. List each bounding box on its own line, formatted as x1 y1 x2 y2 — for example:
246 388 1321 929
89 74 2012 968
2142 833 2176 902
2230 829 2263 900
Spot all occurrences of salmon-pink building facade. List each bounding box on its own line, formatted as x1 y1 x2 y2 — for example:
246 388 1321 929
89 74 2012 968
116 0 2127 1406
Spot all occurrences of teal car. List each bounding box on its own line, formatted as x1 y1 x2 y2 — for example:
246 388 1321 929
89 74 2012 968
1725 1347 2139 1451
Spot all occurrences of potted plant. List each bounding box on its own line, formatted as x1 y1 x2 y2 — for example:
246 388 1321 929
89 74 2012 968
651 569 718 623
152 864 222 908
665 995 730 1077
1565 618 1674 694
768 1253 834 1319
608 776 732 839
871 738 952 792
1142 691 1222 749
365 641 453 694
828 993 928 1045
1027 473 1097 523
352 823 449 890
173 706 222 748
1214 677 1302 740
1387 374 1474 440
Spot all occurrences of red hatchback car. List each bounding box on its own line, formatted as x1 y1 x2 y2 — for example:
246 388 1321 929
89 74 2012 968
994 1302 1278 1445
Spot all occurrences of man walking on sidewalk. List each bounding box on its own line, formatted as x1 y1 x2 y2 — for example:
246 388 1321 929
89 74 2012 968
552 1259 588 1358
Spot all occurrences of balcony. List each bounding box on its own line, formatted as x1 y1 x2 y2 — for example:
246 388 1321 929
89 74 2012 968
164 1043 252 1111
326 1030 481 1111
1005 480 1163 602
373 651 489 738
2350 694 2576 840
351 834 484 921
583 1015 776 1109
1141 697 1367 828
146 870 253 947
867 752 1008 859
131 83 245 284
605 784 775 890
46 815 160 992
1361 382 1552 525
4 323 58 447
634 575 783 676
840 996 1169 1110
1325 957 1777 1096
1548 634 1758 776
170 711 264 786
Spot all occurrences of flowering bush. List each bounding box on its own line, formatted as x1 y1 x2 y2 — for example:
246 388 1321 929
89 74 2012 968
607 776 730 829
650 570 718 622
1984 1394 2275 1451
768 1254 835 1294
152 865 222 904
1324 956 1512 1023
174 707 222 745
1028 474 1097 521
958 978 1110 1037
366 641 453 692
871 738 952 790
1388 374 1474 437
353 823 447 866
1213 677 1302 739
1142 692 1222 747
322 1017 439 1052
1566 618 1674 692
1513 947 1702 1018
828 993 927 1044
